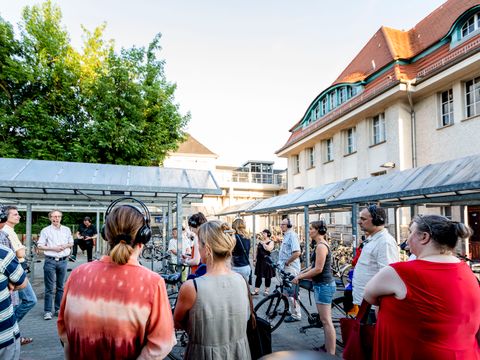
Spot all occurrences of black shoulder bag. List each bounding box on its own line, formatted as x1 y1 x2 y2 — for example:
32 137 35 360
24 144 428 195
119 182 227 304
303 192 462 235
236 234 253 285
245 279 272 359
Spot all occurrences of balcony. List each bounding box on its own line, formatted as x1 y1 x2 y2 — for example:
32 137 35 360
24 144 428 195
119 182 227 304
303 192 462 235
214 170 287 190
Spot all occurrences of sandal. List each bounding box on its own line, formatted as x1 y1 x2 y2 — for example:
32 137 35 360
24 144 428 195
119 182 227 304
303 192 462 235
263 290 269 296
251 290 260 296
21 337 33 346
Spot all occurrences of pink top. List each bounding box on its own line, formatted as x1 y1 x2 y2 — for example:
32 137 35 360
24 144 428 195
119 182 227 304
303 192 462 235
58 256 175 359
374 260 480 360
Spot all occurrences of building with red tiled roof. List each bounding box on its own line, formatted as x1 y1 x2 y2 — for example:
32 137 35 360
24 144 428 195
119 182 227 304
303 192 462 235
276 0 480 256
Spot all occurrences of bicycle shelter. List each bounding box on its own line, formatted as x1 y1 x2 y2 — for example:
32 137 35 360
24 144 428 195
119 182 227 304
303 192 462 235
217 153 480 265
0 157 222 275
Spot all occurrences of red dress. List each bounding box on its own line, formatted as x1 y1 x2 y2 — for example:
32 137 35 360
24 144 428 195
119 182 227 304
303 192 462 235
374 260 480 360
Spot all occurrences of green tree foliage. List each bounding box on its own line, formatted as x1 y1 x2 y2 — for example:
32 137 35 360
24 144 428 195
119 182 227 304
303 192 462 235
0 1 188 165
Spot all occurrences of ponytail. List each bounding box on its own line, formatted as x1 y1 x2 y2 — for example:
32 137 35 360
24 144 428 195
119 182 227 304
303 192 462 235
110 241 134 265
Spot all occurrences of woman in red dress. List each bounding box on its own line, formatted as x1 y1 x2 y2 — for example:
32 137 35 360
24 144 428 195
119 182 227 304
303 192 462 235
364 214 480 360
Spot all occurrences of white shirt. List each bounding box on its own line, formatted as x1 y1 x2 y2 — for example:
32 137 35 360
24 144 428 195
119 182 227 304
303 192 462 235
167 234 192 264
352 228 399 305
38 224 74 258
2 224 25 263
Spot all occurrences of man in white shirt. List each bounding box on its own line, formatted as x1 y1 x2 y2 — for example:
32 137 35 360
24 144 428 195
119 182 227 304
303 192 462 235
3 206 37 344
167 227 191 270
278 218 301 322
352 205 399 306
37 210 73 320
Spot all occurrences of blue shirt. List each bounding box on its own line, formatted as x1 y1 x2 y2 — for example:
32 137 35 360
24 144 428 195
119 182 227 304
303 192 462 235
277 230 301 272
0 244 26 349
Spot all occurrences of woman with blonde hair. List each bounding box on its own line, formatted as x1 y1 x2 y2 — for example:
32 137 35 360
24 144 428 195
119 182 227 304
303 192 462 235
231 217 252 281
58 201 175 359
174 220 251 360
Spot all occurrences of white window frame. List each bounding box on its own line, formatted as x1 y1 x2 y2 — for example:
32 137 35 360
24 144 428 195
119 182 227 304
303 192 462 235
323 138 333 162
372 113 386 145
329 93 335 110
461 12 480 38
321 98 327 116
338 87 346 105
306 147 315 168
439 89 454 127
465 76 480 118
293 154 300 174
345 127 356 154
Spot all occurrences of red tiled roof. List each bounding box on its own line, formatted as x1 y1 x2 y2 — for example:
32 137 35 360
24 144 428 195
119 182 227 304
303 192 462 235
334 0 479 85
279 0 480 154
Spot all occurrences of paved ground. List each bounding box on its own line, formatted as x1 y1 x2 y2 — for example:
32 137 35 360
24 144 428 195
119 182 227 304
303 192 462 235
17 254 344 359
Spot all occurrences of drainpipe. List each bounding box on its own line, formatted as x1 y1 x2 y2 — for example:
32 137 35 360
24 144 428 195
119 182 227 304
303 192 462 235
406 81 417 168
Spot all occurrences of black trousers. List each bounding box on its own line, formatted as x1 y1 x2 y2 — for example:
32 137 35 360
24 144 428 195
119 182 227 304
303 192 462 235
255 276 272 288
72 239 94 262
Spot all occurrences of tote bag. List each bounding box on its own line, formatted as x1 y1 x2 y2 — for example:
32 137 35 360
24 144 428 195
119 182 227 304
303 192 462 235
340 300 375 360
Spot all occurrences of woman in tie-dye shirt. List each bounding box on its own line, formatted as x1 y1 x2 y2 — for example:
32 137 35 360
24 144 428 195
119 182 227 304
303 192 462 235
58 204 175 359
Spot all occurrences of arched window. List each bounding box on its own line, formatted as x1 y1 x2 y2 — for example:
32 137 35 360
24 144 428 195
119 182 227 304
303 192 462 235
461 11 480 38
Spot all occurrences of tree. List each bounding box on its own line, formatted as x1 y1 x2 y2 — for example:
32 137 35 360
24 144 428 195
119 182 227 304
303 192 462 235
0 1 188 165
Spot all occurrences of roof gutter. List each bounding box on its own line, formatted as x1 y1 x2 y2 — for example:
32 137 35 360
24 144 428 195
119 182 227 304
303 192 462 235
406 80 417 168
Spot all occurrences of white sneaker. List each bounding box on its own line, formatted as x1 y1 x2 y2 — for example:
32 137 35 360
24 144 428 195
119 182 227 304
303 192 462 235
44 312 52 320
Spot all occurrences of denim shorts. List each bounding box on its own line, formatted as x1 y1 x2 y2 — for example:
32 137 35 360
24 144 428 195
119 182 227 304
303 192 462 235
313 281 336 305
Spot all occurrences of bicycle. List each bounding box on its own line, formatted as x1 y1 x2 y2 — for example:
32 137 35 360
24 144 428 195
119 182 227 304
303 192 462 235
161 271 188 360
141 236 165 261
254 262 350 341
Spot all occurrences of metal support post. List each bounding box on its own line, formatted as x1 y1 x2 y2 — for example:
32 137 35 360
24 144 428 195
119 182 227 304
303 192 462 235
351 204 358 256
394 207 401 244
304 206 310 268
176 194 183 266
25 204 33 278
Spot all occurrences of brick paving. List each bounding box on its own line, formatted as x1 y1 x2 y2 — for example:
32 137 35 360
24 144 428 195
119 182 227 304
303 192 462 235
17 255 343 359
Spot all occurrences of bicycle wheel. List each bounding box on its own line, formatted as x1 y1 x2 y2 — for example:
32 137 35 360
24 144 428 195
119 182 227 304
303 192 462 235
254 294 289 332
141 247 153 260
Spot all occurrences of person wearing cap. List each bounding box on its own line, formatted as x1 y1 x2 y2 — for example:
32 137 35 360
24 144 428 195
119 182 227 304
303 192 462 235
70 217 97 263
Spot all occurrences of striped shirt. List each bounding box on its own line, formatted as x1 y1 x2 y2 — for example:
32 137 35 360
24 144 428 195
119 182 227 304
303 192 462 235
0 244 26 349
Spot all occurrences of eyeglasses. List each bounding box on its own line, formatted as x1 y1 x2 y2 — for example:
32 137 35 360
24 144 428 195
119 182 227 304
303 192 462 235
416 215 433 236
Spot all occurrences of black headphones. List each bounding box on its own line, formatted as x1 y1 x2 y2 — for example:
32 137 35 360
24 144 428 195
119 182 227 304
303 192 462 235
0 206 7 224
286 218 292 229
368 204 385 226
188 216 199 228
101 197 152 245
318 221 327 235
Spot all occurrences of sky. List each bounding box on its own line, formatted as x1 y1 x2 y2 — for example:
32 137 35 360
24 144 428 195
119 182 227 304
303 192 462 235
0 0 445 169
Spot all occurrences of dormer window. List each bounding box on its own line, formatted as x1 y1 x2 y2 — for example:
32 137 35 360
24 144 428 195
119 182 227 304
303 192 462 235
338 87 346 104
461 11 480 38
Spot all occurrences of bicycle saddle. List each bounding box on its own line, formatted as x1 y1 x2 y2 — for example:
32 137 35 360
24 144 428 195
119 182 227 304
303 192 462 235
162 272 182 285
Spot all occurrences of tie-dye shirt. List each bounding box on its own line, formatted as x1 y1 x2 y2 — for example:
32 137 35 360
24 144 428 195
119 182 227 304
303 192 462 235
58 256 175 359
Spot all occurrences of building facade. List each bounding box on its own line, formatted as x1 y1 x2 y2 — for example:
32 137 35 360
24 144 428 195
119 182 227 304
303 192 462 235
163 134 287 220
276 0 480 258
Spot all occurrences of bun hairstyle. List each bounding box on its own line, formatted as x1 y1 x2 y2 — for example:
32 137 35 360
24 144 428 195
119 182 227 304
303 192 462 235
197 220 236 263
310 220 328 236
105 205 145 265
232 217 249 237
188 212 207 229
413 214 472 251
